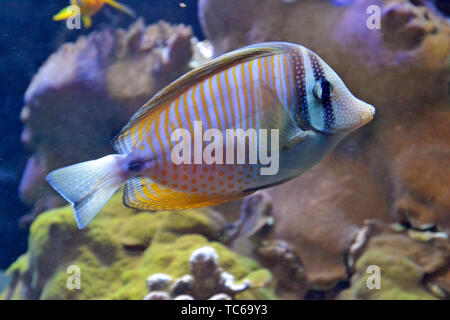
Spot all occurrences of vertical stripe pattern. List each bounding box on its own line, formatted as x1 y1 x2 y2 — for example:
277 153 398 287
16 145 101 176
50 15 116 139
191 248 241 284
288 47 311 131
127 48 298 201
308 51 335 131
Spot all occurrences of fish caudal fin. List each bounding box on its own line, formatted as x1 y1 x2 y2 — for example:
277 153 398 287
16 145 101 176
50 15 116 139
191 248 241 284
53 6 77 21
104 0 136 17
46 155 124 229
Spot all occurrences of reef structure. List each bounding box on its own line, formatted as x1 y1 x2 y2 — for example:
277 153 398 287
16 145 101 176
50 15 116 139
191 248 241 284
339 221 450 299
4 0 449 301
1 192 276 300
199 0 450 297
144 246 272 300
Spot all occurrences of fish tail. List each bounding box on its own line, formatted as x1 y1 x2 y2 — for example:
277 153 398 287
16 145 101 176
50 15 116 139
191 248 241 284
46 155 124 229
103 0 136 17
53 6 78 21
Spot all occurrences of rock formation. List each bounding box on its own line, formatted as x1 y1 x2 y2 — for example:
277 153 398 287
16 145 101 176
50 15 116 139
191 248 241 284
199 0 450 296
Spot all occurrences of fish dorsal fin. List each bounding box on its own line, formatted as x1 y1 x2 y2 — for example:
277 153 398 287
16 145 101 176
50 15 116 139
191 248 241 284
112 44 285 154
123 177 245 210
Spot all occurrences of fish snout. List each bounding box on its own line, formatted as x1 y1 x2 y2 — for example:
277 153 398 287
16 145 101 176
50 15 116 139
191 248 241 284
359 102 376 126
348 99 375 131
331 98 375 133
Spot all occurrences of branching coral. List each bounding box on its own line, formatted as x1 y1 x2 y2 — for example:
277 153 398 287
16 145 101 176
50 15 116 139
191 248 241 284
144 246 272 300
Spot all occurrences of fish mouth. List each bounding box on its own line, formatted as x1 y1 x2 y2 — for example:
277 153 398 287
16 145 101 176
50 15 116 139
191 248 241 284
357 103 376 127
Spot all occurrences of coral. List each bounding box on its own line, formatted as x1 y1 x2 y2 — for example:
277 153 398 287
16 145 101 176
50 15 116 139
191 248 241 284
2 192 276 300
381 0 441 50
18 19 195 225
339 222 450 299
144 246 273 300
223 191 274 252
199 0 450 295
5 0 448 301
427 264 450 298
257 239 308 299
340 250 437 300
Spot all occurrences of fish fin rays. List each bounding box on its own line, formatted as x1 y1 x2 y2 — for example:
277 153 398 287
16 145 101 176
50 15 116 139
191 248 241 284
254 84 304 148
123 177 243 210
104 0 136 17
112 44 285 154
53 6 78 21
46 155 123 229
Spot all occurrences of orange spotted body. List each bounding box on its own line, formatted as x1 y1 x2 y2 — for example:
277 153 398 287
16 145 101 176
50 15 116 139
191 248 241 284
141 163 258 197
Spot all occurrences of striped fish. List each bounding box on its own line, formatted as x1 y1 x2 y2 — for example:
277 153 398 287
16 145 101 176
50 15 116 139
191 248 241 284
46 42 375 229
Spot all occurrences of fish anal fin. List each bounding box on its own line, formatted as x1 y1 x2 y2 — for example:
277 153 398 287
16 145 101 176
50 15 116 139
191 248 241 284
123 177 243 211
83 16 92 28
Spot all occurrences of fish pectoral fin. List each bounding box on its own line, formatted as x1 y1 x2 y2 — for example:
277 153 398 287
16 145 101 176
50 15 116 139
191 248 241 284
123 177 243 211
257 85 297 130
53 6 78 21
283 130 311 149
83 16 92 28
104 0 136 17
255 85 302 149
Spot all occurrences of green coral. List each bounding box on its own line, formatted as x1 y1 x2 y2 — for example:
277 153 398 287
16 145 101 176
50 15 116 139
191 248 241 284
3 192 276 300
339 249 437 300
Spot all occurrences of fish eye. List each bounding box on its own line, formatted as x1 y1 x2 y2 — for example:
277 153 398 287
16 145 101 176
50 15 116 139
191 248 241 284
313 78 333 100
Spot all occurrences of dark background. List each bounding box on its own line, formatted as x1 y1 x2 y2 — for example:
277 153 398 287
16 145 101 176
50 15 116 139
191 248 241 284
0 0 203 269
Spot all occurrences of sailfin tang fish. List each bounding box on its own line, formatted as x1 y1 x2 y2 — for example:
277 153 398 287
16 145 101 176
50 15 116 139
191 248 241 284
53 0 135 28
46 42 375 229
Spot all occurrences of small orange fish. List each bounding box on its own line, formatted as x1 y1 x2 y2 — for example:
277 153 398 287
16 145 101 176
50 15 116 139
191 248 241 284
53 0 135 28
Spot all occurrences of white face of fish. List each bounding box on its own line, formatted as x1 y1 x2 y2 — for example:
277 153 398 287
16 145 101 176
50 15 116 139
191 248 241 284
302 49 375 135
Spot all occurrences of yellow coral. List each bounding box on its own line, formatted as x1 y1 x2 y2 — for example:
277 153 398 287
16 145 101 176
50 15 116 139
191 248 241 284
3 192 276 300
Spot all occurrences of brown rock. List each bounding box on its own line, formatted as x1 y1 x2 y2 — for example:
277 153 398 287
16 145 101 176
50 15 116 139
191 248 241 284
199 0 450 295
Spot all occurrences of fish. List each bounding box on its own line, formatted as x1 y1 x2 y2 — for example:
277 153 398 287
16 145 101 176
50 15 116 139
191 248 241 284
53 0 135 28
46 42 375 229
